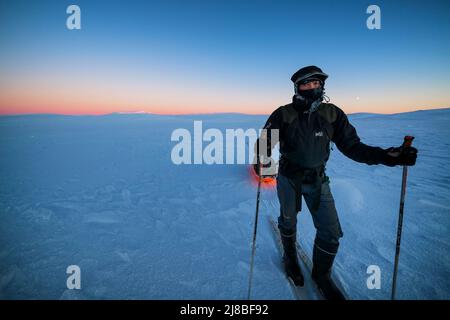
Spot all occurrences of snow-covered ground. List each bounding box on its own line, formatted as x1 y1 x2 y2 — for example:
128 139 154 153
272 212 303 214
0 108 449 299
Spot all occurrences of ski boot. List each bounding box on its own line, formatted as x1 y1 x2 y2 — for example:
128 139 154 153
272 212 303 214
311 241 346 300
280 232 304 286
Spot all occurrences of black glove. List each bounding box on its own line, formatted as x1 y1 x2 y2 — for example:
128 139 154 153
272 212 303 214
383 145 418 167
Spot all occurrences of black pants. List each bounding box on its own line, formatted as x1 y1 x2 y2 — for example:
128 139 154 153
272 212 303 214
276 174 343 246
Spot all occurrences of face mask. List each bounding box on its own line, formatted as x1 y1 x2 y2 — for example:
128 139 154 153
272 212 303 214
298 87 323 101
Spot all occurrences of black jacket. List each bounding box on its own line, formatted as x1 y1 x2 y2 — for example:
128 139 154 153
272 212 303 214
257 98 388 178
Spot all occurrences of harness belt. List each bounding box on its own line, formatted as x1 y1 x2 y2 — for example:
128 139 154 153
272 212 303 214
282 160 326 213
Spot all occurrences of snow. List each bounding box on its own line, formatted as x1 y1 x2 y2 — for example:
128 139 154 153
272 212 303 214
0 108 449 299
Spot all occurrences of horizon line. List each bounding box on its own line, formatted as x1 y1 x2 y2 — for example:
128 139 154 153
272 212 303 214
0 106 448 118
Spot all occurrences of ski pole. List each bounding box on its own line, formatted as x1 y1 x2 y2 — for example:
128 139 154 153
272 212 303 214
247 157 263 300
391 135 414 300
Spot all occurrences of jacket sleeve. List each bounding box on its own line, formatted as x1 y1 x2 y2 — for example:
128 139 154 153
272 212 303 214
332 107 387 165
255 107 282 159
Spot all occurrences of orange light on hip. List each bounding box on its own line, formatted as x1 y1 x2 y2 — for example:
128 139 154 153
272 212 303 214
248 165 277 189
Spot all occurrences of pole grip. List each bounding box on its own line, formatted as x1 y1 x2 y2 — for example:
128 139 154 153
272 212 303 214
402 136 414 148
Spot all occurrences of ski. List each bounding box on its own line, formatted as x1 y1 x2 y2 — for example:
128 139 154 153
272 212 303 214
269 217 349 300
268 217 321 300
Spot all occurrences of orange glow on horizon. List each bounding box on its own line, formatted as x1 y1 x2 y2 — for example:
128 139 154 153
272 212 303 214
1 102 447 116
0 82 447 116
1 69 448 116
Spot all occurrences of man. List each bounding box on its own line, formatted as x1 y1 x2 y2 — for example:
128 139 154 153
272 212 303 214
254 65 418 300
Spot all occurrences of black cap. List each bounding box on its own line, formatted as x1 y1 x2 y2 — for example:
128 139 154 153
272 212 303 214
291 65 328 84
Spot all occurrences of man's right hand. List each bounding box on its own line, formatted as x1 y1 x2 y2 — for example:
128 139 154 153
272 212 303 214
253 156 277 177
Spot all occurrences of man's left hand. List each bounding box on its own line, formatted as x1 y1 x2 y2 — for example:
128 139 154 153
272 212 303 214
384 145 418 167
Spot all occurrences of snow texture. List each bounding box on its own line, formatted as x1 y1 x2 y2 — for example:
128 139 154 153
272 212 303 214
0 108 449 299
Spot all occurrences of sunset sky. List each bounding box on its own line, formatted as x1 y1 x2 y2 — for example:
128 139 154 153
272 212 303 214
0 0 449 115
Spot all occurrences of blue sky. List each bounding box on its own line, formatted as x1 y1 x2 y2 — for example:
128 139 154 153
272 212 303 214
0 0 449 114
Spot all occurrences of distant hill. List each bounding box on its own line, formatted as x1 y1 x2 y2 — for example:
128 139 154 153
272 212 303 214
1 107 448 119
